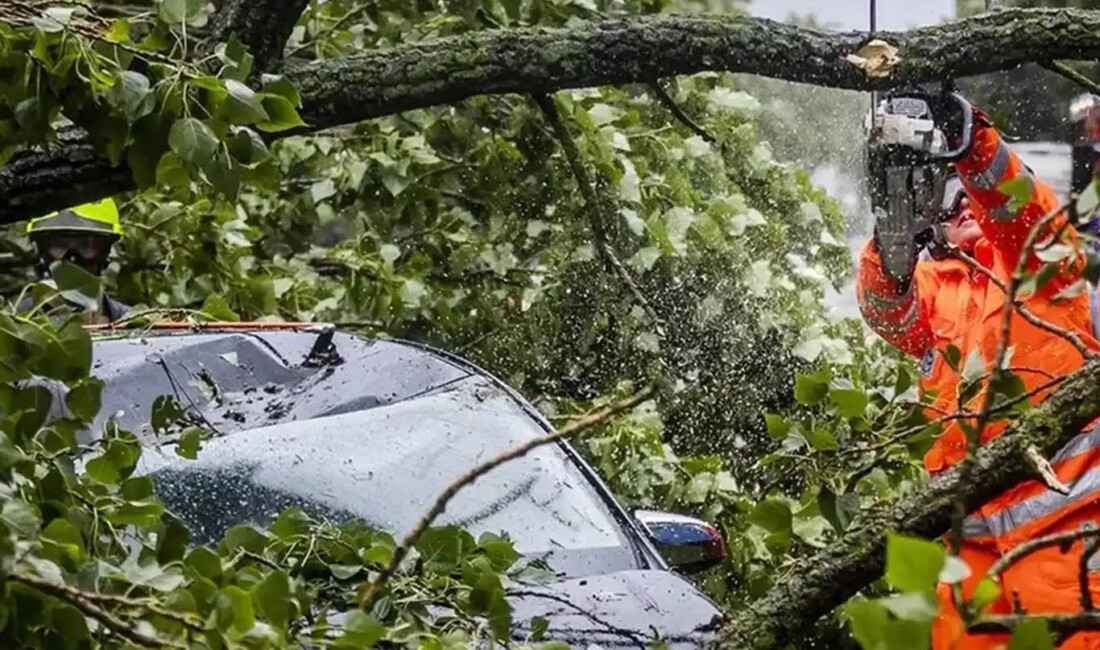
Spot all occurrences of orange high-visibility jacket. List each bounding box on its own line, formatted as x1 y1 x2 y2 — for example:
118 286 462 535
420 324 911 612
857 124 1100 649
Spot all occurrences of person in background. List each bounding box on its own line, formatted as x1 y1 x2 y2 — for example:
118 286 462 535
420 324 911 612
1070 93 1100 340
859 92 1100 649
22 198 130 323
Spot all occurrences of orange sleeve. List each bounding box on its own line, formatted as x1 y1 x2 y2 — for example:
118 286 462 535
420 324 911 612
857 240 937 358
954 125 1082 287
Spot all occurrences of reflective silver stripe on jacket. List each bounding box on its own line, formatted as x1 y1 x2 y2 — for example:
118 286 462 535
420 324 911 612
862 297 921 334
962 425 1100 539
964 141 1012 191
861 284 916 315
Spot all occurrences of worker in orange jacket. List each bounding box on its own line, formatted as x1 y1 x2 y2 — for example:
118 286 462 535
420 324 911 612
857 91 1100 648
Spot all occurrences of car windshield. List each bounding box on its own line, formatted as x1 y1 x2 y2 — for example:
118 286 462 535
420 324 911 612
137 375 639 578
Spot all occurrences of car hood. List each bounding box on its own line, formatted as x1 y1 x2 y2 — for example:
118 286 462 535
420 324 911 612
510 569 723 649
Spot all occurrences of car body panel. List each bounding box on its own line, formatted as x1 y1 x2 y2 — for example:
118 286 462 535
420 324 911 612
90 328 722 647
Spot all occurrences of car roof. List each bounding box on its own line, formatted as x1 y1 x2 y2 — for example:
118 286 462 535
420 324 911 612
87 327 483 442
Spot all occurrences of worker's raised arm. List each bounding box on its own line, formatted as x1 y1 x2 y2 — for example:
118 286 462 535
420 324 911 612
954 123 1076 274
856 240 936 359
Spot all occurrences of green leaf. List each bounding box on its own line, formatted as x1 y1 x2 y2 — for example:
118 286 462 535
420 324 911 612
174 427 204 459
15 98 50 139
217 586 255 634
885 534 945 592
85 455 120 484
999 177 1034 213
794 372 829 406
185 546 223 581
764 413 790 440
255 95 306 132
41 519 84 562
104 19 130 43
50 261 103 311
329 564 361 580
944 344 962 372
417 526 476 574
960 349 986 385
830 388 868 418
253 570 295 631
894 365 914 396
218 36 253 82
158 0 206 26
1008 618 1054 650
200 294 240 322
807 428 839 451
1077 178 1099 219
203 156 242 200
106 71 154 121
881 591 938 621
65 378 103 422
155 152 190 187
227 127 269 165
168 118 219 166
224 79 269 124
478 532 520 571
846 598 888 649
749 499 792 534
970 578 1002 612
49 604 89 641
530 616 550 642
261 74 301 107
1 500 39 537
337 611 386 648
151 395 185 432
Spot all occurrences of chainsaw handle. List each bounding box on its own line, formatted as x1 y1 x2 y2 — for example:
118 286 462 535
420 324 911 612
875 90 975 162
934 92 974 162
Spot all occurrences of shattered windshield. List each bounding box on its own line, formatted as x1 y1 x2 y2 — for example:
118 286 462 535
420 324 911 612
137 375 639 578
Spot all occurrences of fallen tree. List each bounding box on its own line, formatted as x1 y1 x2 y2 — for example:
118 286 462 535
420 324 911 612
5 2 1100 648
719 356 1100 648
4 7 1100 221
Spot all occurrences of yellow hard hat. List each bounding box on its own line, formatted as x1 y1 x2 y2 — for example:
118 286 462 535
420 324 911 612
27 199 122 237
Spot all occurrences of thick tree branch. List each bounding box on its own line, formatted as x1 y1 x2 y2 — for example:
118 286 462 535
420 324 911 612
5 8 1100 222
205 0 311 73
717 357 1100 650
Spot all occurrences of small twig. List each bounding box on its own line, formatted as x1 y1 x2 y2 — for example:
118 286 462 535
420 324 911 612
287 4 372 58
359 384 657 611
1041 60 1100 97
650 80 718 145
8 573 185 648
988 528 1100 583
950 247 1094 360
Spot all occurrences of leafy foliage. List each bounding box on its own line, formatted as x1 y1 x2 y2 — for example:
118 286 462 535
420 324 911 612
0 293 547 648
5 0 1095 649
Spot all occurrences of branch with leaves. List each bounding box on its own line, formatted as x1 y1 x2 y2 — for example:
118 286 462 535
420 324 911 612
7 7 1100 221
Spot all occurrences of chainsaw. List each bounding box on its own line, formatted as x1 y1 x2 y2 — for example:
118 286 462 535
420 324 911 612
866 90 974 283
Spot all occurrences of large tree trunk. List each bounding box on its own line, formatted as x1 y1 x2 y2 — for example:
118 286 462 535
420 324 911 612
3 8 1100 222
717 358 1100 649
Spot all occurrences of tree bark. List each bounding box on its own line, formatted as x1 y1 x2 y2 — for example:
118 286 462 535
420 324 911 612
716 358 1100 650
3 7 1099 222
206 0 312 72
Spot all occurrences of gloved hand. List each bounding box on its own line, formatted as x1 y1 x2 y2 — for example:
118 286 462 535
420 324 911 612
873 167 929 290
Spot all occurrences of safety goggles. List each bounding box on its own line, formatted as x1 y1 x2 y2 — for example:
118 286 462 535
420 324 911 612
940 173 967 217
34 233 114 265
